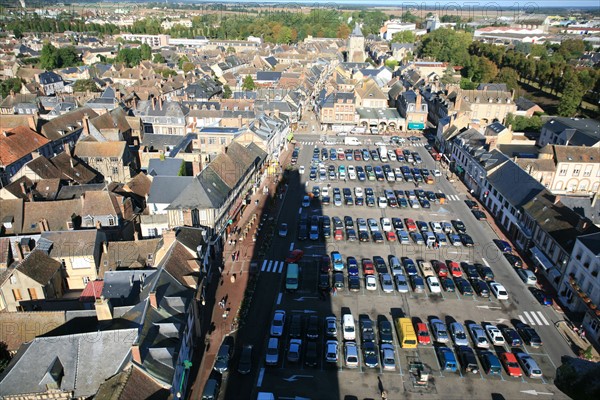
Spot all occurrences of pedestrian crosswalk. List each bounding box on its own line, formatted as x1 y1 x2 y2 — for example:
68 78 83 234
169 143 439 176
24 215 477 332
519 311 550 326
445 194 461 201
261 259 284 274
298 141 317 145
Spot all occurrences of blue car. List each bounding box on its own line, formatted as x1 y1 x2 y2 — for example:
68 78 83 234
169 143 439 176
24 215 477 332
402 258 418 276
347 257 359 276
331 251 344 271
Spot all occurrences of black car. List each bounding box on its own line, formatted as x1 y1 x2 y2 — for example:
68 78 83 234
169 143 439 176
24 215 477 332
475 263 495 281
304 341 318 367
366 196 375 207
306 315 319 340
318 273 330 291
472 279 490 298
346 228 357 241
378 319 394 344
359 316 376 342
373 256 388 274
289 314 303 338
298 225 308 241
372 231 384 243
333 272 345 290
493 239 512 253
348 275 361 291
362 341 379 368
451 220 467 234
344 215 353 228
472 209 487 220
504 253 523 268
501 327 522 347
457 345 479 374
237 345 253 375
461 262 479 281
359 231 370 242
441 277 456 292
355 196 364 206
531 288 553 306
455 278 473 296
515 323 542 348
464 200 478 209
321 195 330 206
460 233 474 247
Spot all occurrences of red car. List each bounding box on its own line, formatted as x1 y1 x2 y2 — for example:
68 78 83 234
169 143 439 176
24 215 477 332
334 229 344 241
285 249 304 263
362 258 375 275
501 352 522 377
404 218 417 232
432 260 448 277
447 261 462 278
415 322 431 345
386 231 397 242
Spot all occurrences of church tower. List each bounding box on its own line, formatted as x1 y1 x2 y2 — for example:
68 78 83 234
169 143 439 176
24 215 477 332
347 23 366 63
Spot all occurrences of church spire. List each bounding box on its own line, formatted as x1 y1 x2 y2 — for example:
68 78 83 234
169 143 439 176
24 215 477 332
351 23 363 37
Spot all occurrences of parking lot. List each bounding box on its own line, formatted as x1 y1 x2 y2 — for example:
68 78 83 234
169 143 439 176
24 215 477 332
221 132 572 400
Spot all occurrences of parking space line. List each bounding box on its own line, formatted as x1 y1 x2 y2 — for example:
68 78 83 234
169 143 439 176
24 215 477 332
298 207 302 214
277 262 284 273
481 258 490 267
276 292 282 305
289 242 295 251
266 260 274 272
261 260 268 271
257 367 265 387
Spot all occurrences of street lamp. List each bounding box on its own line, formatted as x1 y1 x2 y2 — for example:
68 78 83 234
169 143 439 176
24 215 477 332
175 360 193 399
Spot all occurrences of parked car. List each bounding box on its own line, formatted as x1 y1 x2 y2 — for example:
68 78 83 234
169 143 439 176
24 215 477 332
504 253 523 268
344 342 359 368
515 323 542 348
515 351 543 378
415 322 431 345
490 282 509 300
270 310 286 337
378 318 394 344
214 343 232 373
531 288 553 306
501 327 522 347
325 340 338 363
457 345 480 374
265 337 279 365
237 345 253 374
430 318 449 343
468 324 490 348
380 344 396 371
449 322 469 347
501 352 522 377
485 324 505 346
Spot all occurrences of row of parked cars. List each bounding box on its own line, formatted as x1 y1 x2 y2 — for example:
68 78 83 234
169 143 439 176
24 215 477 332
307 161 439 184
314 146 423 165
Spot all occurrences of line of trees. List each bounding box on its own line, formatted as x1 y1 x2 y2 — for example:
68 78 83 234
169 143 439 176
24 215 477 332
40 43 79 70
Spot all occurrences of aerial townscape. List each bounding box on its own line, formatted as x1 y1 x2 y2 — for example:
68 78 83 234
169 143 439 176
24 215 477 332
0 1 600 399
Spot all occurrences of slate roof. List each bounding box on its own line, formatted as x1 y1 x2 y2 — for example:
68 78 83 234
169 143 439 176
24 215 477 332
577 232 600 256
38 71 63 85
40 107 99 142
148 158 185 177
168 170 230 210
0 126 50 166
477 83 508 91
515 96 540 111
101 270 157 306
99 238 161 276
256 71 282 82
543 117 600 146
0 328 137 398
486 160 546 208
351 23 364 37
559 196 600 227
161 241 200 288
147 176 194 205
175 226 208 252
16 249 62 285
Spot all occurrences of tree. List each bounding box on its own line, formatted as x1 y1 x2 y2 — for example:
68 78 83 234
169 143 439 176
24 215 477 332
153 53 166 63
72 79 99 93
390 30 415 44
419 28 472 66
0 78 22 98
13 27 23 39
0 341 10 373
226 46 236 54
558 78 584 117
222 85 232 99
140 43 152 60
182 62 195 74
40 43 59 69
242 75 255 91
336 24 351 39
384 59 398 69
495 67 519 92
178 55 190 70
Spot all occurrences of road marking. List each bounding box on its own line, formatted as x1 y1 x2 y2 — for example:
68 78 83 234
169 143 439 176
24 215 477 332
257 367 265 387
289 242 295 251
537 311 549 325
520 389 554 396
276 292 282 305
261 260 268 271
267 260 274 272
481 258 490 267
277 262 284 273
298 207 302 214
522 312 535 325
530 311 543 326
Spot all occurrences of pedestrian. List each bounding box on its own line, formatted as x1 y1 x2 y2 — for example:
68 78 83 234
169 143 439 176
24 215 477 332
333 286 337 297
231 253 235 261
581 330 586 340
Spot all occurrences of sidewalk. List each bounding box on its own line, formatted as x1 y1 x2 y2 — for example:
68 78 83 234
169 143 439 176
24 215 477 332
188 147 292 398
555 320 600 362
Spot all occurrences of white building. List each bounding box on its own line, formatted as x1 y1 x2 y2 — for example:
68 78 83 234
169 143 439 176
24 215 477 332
379 20 417 40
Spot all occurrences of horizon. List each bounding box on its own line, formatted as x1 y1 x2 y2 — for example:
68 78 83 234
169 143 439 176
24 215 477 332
206 0 600 8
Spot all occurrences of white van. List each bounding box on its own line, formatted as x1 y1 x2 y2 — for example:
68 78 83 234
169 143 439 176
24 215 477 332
342 314 356 340
344 137 362 146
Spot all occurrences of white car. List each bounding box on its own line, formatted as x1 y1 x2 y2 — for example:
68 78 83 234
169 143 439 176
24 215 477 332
430 222 443 233
299 166 305 174
270 310 286 337
321 187 330 197
490 282 509 300
354 187 364 198
380 218 392 232
394 167 403 180
278 223 288 237
378 197 388 208
432 169 442 177
365 275 377 291
485 324 505 346
426 276 442 293
287 339 302 363
348 165 357 180
344 342 359 368
387 150 397 161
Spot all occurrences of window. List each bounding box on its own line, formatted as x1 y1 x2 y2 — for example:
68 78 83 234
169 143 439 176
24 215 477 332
28 288 38 300
209 137 216 145
112 167 119 175
573 165 581 176
109 157 118 162
220 137 226 145
83 277 90 284
108 217 115 226
584 166 592 177
96 157 103 163
200 138 205 144
10 275 17 284
12 289 22 301
559 168 567 176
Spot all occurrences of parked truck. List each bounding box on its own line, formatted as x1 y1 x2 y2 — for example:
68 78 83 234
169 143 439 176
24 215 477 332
344 136 362 146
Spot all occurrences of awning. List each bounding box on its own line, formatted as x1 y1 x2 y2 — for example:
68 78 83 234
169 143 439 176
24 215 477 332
547 268 562 283
408 122 425 130
530 246 554 271
455 166 464 174
286 132 294 141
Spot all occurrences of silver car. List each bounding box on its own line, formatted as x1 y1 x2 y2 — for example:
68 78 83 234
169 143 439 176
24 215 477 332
449 322 469 347
265 337 279 365
394 274 409 293
270 310 286 337
380 344 396 371
287 339 302 363
325 340 338 363
379 273 394 293
430 318 449 343
468 323 490 349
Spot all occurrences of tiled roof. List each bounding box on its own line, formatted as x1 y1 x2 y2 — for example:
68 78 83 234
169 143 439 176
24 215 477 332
17 249 62 284
40 230 101 258
93 365 170 400
79 280 104 302
0 311 65 352
82 190 122 217
75 140 127 158
21 199 82 234
0 126 50 166
40 107 99 141
552 145 600 164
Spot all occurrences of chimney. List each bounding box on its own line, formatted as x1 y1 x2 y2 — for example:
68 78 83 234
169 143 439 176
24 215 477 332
95 295 113 321
102 241 108 254
553 195 561 205
131 343 142 364
162 229 176 248
20 182 27 196
416 92 422 109
149 291 158 309
576 217 589 233
152 97 156 110
65 144 72 157
82 113 90 135
192 154 201 176
158 96 163 110
39 218 48 231
27 114 37 131
133 231 140 241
